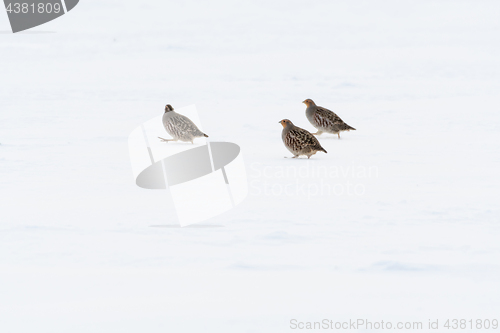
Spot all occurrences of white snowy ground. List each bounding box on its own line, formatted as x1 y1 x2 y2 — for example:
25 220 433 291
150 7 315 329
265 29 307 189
1 1 500 332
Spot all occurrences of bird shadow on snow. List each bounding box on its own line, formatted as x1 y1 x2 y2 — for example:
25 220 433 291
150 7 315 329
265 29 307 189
282 156 327 160
314 135 353 140
157 141 205 146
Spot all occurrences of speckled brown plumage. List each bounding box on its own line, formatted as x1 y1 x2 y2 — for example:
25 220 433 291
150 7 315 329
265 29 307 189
280 119 327 159
303 99 355 139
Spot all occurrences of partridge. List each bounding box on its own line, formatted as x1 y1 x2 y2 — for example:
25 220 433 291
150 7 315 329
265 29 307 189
303 99 355 139
280 119 327 159
158 104 208 144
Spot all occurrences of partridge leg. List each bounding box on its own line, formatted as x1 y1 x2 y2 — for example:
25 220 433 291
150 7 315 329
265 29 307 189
158 137 177 142
312 130 323 136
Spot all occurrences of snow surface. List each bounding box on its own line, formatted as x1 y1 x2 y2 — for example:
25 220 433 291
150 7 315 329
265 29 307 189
1 0 500 332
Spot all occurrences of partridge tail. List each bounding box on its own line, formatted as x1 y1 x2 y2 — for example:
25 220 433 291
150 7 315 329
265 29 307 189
341 123 356 131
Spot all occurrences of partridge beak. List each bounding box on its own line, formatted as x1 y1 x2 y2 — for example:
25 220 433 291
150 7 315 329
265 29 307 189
302 100 306 104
